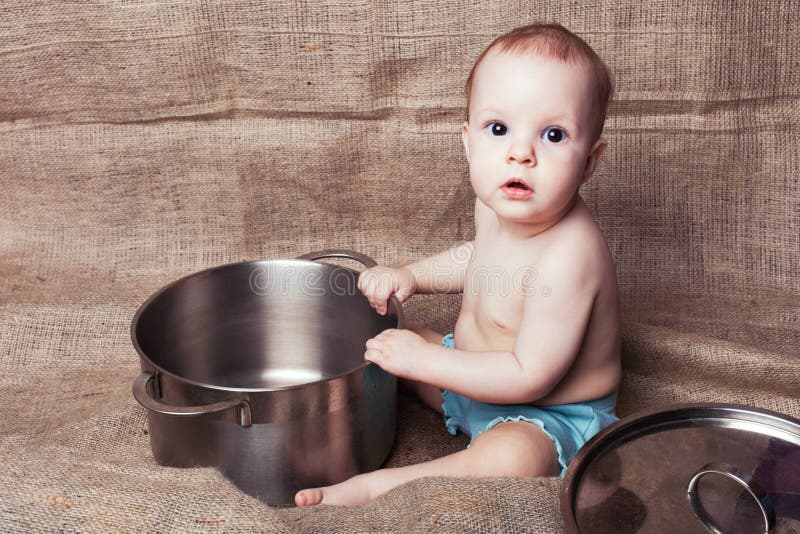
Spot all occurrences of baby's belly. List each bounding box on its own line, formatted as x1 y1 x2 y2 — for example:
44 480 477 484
452 310 619 407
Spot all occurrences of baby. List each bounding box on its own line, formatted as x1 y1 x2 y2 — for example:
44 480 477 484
296 22 621 507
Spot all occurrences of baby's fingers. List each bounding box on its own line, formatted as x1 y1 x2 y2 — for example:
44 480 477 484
367 288 391 315
364 347 384 365
366 289 389 314
358 268 394 315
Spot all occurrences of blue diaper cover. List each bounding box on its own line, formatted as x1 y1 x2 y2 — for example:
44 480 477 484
439 333 619 477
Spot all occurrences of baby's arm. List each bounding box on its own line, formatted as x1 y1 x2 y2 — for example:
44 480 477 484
404 240 473 294
359 241 473 315
367 253 599 404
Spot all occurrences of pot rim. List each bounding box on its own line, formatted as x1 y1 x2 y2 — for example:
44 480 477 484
130 257 404 393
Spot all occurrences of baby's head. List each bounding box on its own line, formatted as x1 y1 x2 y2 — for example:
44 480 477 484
461 24 615 229
465 23 614 144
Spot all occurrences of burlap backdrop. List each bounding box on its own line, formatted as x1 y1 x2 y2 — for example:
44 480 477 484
1 1 798 532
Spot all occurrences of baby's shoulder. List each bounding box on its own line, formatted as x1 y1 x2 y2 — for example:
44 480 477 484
535 202 614 281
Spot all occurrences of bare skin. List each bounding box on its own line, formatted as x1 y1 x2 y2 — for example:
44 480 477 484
295 50 621 507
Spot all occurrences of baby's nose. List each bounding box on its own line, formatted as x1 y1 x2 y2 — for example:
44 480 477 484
506 144 536 166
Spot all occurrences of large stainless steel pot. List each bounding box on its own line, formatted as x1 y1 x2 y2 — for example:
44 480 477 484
131 250 402 506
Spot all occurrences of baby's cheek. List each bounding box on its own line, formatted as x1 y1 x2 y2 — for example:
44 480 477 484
469 170 496 198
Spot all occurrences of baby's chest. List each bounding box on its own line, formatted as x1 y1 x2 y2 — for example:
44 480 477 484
464 249 538 330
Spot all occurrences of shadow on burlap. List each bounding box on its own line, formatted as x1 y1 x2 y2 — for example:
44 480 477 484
1 1 798 532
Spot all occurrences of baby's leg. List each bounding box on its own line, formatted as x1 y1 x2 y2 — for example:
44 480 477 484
295 420 559 507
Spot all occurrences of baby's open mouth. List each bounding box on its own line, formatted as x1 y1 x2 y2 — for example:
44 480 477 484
502 179 531 190
501 178 534 199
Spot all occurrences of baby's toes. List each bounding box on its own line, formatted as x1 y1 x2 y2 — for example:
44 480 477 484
295 488 324 507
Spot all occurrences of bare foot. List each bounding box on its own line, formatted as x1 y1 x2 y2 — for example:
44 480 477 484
294 474 372 507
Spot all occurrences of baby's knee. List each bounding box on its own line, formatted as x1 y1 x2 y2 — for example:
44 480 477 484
473 422 559 477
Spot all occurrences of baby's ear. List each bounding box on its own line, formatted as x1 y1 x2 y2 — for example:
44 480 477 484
461 121 470 162
582 138 607 184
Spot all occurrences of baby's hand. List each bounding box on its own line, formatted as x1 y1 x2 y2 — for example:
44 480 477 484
357 266 417 315
364 328 429 378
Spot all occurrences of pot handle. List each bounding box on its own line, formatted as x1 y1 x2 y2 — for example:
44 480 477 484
296 249 377 269
132 372 252 427
296 249 405 324
686 462 775 533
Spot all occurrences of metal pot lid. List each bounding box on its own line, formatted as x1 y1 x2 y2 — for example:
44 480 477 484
561 403 800 533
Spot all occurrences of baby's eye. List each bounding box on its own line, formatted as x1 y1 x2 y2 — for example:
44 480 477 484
485 121 508 136
543 127 567 143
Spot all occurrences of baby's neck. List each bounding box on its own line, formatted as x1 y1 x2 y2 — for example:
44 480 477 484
496 195 582 241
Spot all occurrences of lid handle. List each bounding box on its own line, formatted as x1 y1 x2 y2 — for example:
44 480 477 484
686 462 775 533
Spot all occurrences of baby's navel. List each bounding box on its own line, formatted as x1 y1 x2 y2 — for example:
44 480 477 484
492 318 509 330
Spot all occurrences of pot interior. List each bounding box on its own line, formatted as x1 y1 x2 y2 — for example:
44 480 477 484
133 260 399 389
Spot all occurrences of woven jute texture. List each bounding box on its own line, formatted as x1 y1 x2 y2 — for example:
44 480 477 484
1 1 798 532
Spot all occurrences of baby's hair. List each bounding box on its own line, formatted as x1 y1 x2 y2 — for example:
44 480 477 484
465 23 614 142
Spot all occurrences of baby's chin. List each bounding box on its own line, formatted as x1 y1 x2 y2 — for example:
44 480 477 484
493 206 550 226
493 198 580 227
